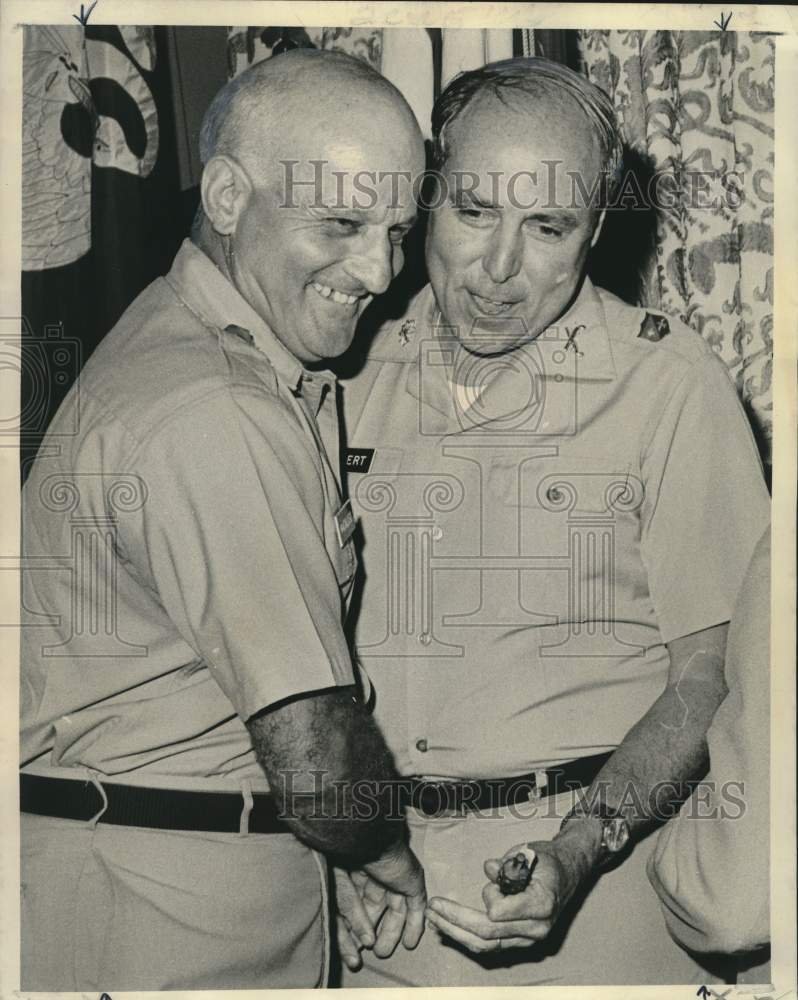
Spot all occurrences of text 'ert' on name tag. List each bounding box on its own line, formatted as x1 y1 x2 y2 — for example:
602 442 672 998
334 499 356 548
345 448 374 473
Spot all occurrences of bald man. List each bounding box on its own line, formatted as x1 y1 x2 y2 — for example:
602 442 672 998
20 50 426 990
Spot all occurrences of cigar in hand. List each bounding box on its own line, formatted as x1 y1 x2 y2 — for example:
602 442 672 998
497 846 537 895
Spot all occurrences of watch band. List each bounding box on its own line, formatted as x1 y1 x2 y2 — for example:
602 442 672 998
559 800 632 869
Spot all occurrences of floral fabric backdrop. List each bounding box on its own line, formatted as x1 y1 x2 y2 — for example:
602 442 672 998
579 30 774 463
227 26 382 76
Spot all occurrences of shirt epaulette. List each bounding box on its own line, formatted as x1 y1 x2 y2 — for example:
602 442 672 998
638 313 671 342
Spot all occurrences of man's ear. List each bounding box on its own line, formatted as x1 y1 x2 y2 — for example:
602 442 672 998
201 156 252 236
590 208 607 249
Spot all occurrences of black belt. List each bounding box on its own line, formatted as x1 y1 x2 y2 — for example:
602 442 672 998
20 751 612 832
20 773 290 834
406 751 612 817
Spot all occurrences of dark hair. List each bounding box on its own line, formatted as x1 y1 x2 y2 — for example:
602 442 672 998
431 56 623 184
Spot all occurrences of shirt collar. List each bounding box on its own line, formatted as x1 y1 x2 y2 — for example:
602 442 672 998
400 277 617 425
164 239 335 396
545 276 617 381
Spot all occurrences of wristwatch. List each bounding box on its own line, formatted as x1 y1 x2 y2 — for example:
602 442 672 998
559 801 632 869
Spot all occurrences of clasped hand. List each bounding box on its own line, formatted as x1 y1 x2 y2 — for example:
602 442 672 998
334 869 419 969
337 828 597 966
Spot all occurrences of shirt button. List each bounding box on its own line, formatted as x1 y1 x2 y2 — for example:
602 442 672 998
415 738 428 753
418 632 431 646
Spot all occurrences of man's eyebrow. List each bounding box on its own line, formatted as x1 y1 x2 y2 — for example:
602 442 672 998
305 203 418 227
525 210 580 230
309 203 368 215
449 189 498 209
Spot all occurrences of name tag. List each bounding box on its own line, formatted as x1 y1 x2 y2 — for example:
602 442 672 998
334 499 356 548
345 447 375 474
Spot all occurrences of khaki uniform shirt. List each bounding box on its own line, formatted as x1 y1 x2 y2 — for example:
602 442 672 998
648 529 770 954
21 240 357 781
342 279 769 779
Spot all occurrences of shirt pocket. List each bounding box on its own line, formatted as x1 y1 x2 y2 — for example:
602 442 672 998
486 451 647 633
488 451 642 517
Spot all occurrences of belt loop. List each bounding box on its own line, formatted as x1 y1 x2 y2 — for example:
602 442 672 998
239 779 254 836
86 770 108 828
533 770 548 799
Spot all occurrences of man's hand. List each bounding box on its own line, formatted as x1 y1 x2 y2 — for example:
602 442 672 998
335 869 379 971
426 826 600 954
335 841 427 971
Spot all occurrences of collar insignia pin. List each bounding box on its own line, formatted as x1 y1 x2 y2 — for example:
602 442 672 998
565 324 585 357
398 318 416 346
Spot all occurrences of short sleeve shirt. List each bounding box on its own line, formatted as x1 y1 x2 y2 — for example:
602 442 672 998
21 240 357 781
341 279 770 779
648 529 770 953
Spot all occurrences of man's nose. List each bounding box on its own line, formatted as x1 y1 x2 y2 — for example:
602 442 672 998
345 234 394 297
482 224 523 285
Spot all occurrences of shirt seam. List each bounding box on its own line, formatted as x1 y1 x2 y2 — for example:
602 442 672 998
164 263 308 392
123 380 318 471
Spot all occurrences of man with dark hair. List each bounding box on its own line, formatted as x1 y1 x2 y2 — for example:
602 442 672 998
20 49 427 991
338 57 769 986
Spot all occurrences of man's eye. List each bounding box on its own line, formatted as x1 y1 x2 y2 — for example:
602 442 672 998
325 218 359 232
530 223 563 240
455 207 492 225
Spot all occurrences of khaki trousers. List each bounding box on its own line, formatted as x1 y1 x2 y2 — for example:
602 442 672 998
21 811 329 991
341 789 732 988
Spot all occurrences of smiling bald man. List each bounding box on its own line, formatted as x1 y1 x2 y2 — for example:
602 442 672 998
20 49 426 991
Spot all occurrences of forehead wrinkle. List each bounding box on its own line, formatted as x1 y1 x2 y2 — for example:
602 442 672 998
248 101 423 204
446 90 603 175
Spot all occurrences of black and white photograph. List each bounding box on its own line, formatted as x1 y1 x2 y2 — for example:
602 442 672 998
1 3 795 997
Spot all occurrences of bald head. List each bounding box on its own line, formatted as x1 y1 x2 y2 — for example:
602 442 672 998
193 48 425 367
200 48 421 185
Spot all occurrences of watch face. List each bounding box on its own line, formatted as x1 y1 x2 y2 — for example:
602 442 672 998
604 817 631 853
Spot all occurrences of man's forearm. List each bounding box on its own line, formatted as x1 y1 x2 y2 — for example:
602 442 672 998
272 713 406 865
555 627 729 865
580 675 726 837
248 689 405 864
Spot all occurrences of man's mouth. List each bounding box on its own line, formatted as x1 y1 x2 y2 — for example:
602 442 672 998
467 290 519 316
311 281 360 307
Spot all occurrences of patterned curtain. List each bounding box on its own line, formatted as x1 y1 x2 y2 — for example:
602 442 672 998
22 25 163 271
20 25 183 477
578 31 774 464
